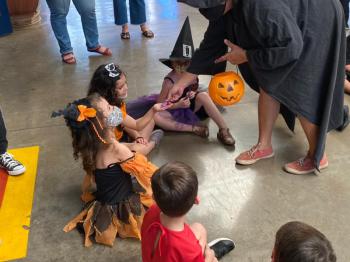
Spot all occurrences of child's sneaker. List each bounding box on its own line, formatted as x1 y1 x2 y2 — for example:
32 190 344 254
208 238 235 260
0 152 26 176
149 129 164 148
235 144 274 165
284 154 328 175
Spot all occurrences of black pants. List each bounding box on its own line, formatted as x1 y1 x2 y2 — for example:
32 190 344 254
340 0 350 27
0 109 8 154
347 36 350 65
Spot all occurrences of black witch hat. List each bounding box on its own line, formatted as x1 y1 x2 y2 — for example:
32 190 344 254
159 17 194 68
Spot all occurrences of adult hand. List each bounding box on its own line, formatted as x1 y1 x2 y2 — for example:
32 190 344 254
215 39 248 65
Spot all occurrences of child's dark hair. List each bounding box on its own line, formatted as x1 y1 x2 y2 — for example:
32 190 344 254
58 97 105 174
274 221 336 262
151 161 198 217
87 64 124 107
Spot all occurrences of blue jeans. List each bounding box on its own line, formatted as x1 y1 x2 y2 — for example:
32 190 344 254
113 0 146 26
46 0 99 55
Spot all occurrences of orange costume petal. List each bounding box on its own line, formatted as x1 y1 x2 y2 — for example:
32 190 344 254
77 105 96 122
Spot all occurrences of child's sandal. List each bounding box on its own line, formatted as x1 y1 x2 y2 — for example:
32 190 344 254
192 125 209 138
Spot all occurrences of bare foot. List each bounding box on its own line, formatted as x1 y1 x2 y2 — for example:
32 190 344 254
88 45 112 56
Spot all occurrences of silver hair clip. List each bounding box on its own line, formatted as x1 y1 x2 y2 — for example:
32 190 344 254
105 63 121 78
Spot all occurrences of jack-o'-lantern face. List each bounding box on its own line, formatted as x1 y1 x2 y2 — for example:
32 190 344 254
208 71 245 106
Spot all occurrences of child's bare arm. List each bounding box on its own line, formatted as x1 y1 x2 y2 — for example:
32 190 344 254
157 79 174 103
190 223 207 254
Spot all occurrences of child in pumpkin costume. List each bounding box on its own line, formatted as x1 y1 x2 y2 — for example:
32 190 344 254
53 94 169 247
155 17 235 146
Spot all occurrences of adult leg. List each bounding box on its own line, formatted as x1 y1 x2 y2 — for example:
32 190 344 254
113 0 128 25
236 88 279 165
46 0 73 55
129 0 146 25
0 109 8 155
113 0 130 38
73 0 110 55
129 0 154 37
194 92 234 145
284 116 328 175
345 36 350 94
0 109 25 176
257 88 280 148
299 116 319 157
340 0 350 27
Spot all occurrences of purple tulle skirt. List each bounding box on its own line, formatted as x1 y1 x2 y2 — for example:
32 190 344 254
126 94 203 125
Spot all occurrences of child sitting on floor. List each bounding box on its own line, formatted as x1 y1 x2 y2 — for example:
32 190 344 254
141 161 235 261
80 63 165 202
53 94 169 247
272 221 336 262
155 17 235 146
88 63 164 155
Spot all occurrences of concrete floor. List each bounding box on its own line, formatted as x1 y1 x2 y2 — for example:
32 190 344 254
1 1 350 261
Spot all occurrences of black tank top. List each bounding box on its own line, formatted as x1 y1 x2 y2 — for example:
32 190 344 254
94 162 133 205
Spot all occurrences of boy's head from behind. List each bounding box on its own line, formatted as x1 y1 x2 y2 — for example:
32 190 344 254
151 161 198 217
273 221 336 262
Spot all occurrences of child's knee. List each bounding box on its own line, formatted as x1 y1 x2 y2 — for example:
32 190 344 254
196 92 210 101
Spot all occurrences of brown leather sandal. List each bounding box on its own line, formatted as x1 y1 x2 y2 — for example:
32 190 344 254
192 125 209 138
120 32 130 40
88 45 112 56
62 52 76 64
142 30 154 38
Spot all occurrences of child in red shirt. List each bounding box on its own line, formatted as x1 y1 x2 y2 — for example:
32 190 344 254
141 161 234 261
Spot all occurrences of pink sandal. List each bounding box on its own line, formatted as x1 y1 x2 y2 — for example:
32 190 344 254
88 45 112 56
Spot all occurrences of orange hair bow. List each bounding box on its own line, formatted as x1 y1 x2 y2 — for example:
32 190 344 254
77 105 96 122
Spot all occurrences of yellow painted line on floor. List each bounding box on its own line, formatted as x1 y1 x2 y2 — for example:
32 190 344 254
0 146 40 261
